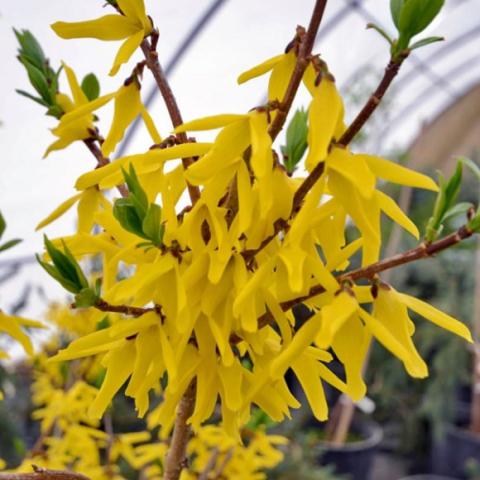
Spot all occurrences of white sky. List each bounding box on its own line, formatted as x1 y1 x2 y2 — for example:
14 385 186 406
0 0 478 318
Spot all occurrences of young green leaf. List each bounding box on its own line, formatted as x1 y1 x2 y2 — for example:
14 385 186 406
282 108 308 174
442 202 472 223
142 204 164 246
398 0 444 38
14 29 46 72
367 23 394 47
24 63 52 105
0 211 5 239
15 89 49 107
81 73 100 101
0 239 22 253
38 236 89 294
390 0 404 29
74 287 99 308
425 162 463 242
409 36 444 51
113 199 148 239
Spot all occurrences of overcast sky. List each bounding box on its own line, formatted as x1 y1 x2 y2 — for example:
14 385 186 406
0 0 478 318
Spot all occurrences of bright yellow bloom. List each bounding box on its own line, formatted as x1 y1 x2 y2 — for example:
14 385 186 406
45 64 94 157
52 0 153 76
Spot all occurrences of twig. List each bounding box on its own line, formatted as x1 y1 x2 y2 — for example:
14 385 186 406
268 0 329 142
257 224 475 329
0 465 90 480
212 449 233 479
103 412 115 478
163 380 196 480
245 52 409 261
198 448 219 480
83 139 129 198
337 54 408 147
71 298 159 318
140 37 201 205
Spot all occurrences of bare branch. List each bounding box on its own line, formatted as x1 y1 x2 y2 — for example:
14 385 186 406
163 380 197 480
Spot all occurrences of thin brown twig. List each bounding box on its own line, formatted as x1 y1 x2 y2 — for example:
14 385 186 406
140 36 201 205
198 448 219 480
337 54 408 147
268 0 329 141
257 224 475 329
71 298 159 318
212 449 233 480
245 52 409 262
83 139 129 198
0 465 90 480
163 380 197 480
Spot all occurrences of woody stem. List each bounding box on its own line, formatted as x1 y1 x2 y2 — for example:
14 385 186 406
140 37 201 205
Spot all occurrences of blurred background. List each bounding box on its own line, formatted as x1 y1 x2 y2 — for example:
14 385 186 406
1 0 480 478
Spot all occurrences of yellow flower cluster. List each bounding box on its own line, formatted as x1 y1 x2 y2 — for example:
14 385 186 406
181 425 287 480
32 0 472 450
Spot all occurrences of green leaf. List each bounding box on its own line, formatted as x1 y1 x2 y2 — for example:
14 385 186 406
74 287 99 308
81 73 100 101
113 199 147 239
283 108 308 174
142 203 164 246
443 162 462 208
121 165 148 218
61 240 89 290
0 211 5 239
468 212 480 232
14 29 46 72
15 89 49 107
36 254 81 293
367 23 394 47
44 236 79 286
96 316 110 331
390 0 404 29
0 239 22 253
459 156 480 184
442 202 472 223
24 62 52 105
409 36 444 51
398 0 444 38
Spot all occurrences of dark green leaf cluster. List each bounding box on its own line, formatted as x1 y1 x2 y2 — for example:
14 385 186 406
113 165 165 247
0 211 22 254
281 108 308 175
14 29 100 115
36 236 100 307
14 29 63 117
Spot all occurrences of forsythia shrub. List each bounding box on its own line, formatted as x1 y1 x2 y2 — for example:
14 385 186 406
2 0 480 479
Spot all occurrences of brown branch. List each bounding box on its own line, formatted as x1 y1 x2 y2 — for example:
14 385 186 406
83 139 129 198
140 36 201 205
70 298 159 318
257 225 475 329
268 0 329 141
245 52 409 261
0 465 90 480
337 54 408 147
163 380 196 480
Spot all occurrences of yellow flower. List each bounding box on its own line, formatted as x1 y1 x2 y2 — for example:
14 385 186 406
45 64 94 157
57 80 161 158
0 310 44 357
51 0 153 76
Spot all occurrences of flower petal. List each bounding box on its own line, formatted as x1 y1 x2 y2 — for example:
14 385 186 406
52 15 139 41
109 29 145 76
